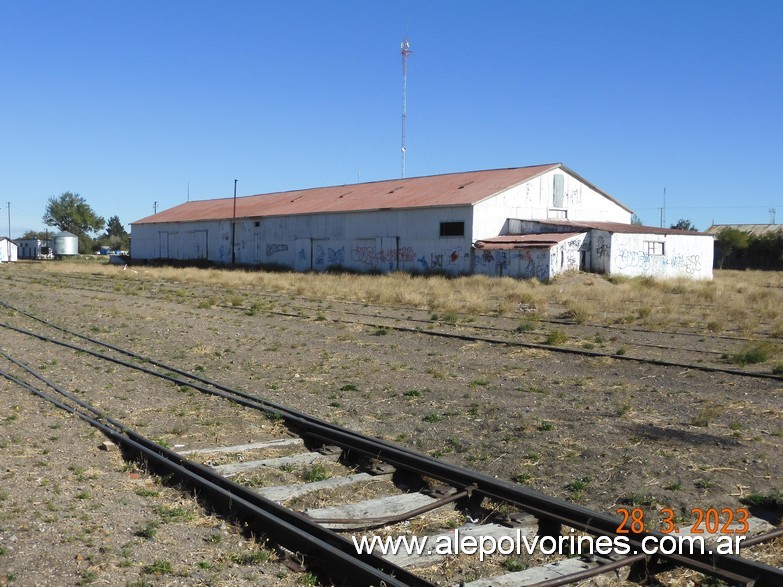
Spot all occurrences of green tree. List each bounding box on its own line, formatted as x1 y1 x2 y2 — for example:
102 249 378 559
715 228 750 269
43 192 105 253
43 192 105 235
631 214 643 225
20 229 51 240
670 218 698 231
96 215 130 251
105 215 127 238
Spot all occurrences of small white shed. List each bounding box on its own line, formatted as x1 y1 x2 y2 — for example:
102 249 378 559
509 220 714 279
473 233 588 279
0 238 18 263
15 238 53 259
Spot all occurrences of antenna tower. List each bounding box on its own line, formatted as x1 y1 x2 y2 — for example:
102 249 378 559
400 36 412 178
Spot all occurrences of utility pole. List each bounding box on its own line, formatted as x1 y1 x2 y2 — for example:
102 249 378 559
400 36 412 178
231 179 238 266
6 202 10 239
154 201 158 214
657 187 667 228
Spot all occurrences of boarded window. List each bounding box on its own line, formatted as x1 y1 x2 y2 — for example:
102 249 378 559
440 221 465 237
553 174 564 208
645 241 665 256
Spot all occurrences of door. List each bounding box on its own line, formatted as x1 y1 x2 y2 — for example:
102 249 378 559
158 232 168 258
294 238 311 271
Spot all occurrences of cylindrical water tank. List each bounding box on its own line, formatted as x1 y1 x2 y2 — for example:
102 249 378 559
53 232 79 256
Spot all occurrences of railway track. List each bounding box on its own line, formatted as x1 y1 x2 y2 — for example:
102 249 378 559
3 269 783 382
1 301 782 585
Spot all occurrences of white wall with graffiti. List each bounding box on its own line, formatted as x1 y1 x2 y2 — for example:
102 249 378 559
129 166 713 280
606 232 713 279
472 168 631 241
242 207 474 273
504 222 714 280
130 207 477 275
130 221 220 262
590 230 612 274
473 233 587 280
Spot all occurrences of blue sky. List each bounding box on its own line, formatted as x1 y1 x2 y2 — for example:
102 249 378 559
1 0 781 237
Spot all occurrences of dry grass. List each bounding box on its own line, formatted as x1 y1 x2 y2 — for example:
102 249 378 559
22 259 783 339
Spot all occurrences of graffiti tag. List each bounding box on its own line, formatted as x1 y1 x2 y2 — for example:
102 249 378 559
266 243 288 257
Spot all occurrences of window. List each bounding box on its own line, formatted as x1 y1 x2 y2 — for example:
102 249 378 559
645 241 664 256
254 221 261 228
553 174 564 208
439 221 465 237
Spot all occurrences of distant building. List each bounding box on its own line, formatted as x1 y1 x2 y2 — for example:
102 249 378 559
0 238 18 263
706 223 783 270
706 224 781 237
14 238 54 260
131 163 714 279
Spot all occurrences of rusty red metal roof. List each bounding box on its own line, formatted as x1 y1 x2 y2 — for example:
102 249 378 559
474 232 584 250
533 219 712 236
133 163 596 224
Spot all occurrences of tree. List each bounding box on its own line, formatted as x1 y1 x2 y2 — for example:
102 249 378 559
43 192 105 236
20 229 51 240
43 192 105 253
715 228 750 269
631 214 643 225
670 218 698 231
96 215 130 251
105 215 128 238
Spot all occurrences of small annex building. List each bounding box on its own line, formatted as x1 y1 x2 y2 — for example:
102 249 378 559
131 163 714 279
473 219 712 280
14 238 54 260
0 238 18 263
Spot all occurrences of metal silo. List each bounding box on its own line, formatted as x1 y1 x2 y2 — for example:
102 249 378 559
53 232 79 256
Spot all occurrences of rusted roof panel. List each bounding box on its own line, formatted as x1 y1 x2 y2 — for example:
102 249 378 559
474 232 584 250
132 164 565 225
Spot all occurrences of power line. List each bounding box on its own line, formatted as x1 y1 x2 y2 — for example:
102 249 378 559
636 204 782 211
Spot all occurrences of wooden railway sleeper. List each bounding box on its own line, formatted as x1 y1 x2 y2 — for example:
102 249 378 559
304 485 476 529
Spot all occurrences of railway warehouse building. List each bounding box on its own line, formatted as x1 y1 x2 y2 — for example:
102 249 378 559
130 163 714 280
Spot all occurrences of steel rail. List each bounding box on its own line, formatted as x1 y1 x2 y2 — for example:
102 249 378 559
6 271 771 344
354 322 783 382
3 299 782 384
296 304 730 356
0 358 434 587
2 311 783 584
741 527 783 547
285 423 783 586
8 271 783 361
527 528 783 587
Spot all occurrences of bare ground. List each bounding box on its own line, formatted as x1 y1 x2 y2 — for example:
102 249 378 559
0 261 781 586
